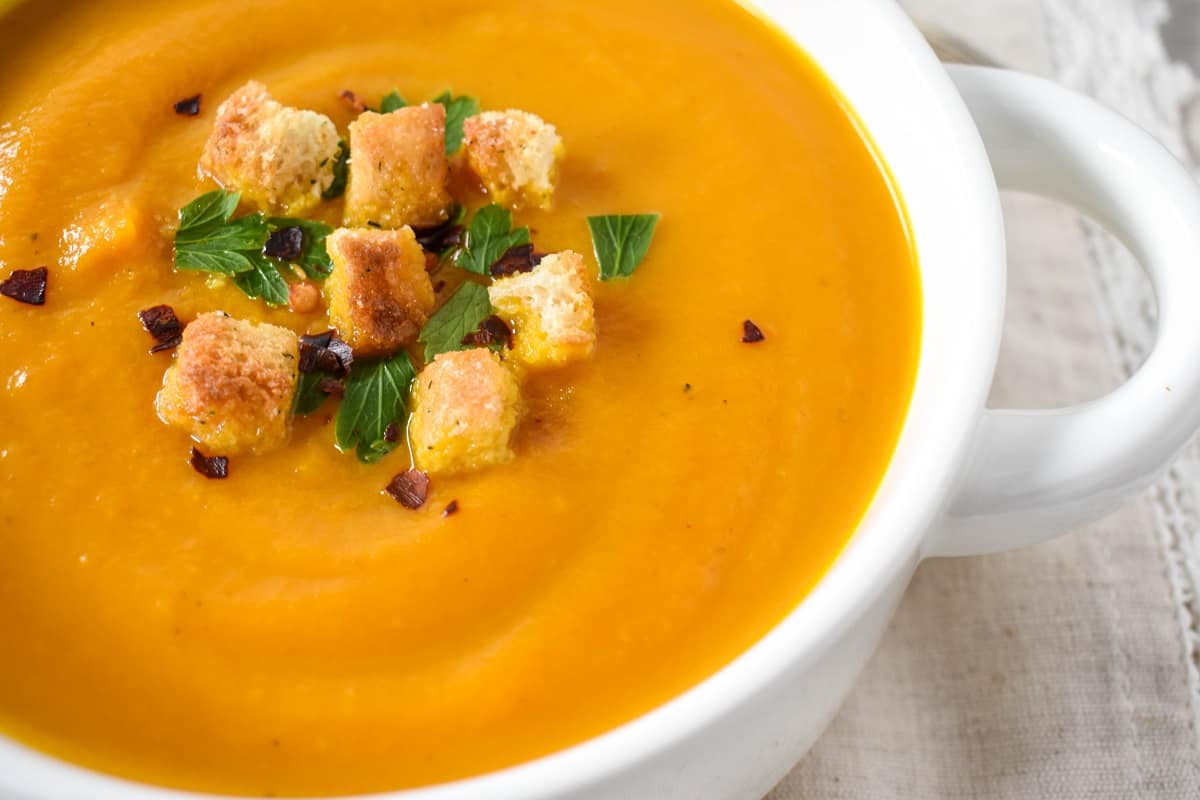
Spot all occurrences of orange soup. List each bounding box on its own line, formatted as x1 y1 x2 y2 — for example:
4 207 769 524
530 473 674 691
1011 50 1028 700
0 0 919 795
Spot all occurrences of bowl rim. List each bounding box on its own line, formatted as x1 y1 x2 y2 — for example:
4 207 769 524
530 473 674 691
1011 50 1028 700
0 0 1007 797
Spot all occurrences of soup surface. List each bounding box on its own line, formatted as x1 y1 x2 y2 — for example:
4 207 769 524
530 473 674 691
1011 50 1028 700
0 0 920 795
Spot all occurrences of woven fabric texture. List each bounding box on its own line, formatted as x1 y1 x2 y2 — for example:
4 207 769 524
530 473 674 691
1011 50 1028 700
771 1 1200 796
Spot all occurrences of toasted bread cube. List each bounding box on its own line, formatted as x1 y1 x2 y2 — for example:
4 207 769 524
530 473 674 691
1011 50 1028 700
157 312 299 456
344 105 452 229
409 349 522 475
199 81 341 214
324 226 435 356
463 110 563 210
488 251 596 369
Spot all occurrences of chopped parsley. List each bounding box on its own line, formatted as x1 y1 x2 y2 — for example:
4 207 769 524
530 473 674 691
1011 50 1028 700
322 139 350 200
294 372 332 415
380 90 408 113
173 190 333 306
417 282 493 362
453 204 530 276
265 217 333 279
174 190 268 274
334 351 417 463
432 91 479 154
231 253 290 305
587 213 661 280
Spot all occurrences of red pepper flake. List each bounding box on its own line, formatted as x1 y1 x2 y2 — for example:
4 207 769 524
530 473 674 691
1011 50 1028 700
413 220 465 254
298 330 354 376
1 267 47 306
442 499 459 518
137 304 185 353
338 89 370 113
433 280 446 293
190 447 229 479
489 243 537 278
264 226 304 261
174 94 201 116
385 469 429 509
461 315 513 350
383 422 400 443
318 377 345 397
741 319 766 344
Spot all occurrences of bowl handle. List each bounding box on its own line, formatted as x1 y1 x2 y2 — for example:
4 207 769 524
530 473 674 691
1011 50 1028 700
929 65 1200 557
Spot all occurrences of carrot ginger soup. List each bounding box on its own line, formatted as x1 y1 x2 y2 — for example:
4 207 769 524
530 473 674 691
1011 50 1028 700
0 0 920 795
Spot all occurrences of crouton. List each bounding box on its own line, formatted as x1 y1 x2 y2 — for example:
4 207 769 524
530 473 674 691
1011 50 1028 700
156 312 299 456
199 81 340 214
324 226 435 356
462 110 563 210
487 250 596 369
344 105 452 229
409 349 522 475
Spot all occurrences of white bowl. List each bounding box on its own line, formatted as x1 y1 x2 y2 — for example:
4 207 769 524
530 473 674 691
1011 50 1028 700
5 0 1200 798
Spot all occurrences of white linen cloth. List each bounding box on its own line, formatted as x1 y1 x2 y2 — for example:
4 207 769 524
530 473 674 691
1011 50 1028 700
770 1 1200 796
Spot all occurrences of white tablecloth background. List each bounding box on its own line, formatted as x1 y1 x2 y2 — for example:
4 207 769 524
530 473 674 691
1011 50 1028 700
770 1 1200 797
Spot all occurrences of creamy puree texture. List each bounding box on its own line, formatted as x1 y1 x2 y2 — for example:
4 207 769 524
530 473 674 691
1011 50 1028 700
0 0 920 795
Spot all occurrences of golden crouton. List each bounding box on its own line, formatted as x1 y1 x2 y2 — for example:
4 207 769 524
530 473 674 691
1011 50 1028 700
156 312 299 456
199 81 341 214
409 349 522 475
462 110 563 210
488 250 596 369
324 226 435 356
344 105 452 229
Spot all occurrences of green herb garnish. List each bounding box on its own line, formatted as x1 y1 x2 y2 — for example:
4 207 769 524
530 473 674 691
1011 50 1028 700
231 253 290 305
173 190 334 306
587 214 660 280
267 217 333 279
334 352 416 463
174 190 269 274
293 372 332 415
322 139 350 200
380 90 408 113
417 282 492 362
453 204 530 276
432 91 479 155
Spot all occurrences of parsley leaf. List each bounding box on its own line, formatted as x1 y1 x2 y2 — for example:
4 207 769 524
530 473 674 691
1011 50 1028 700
380 90 407 113
173 190 336 305
174 190 269 275
294 372 332 415
179 189 240 229
417 282 492 362
587 214 660 280
432 91 479 154
453 204 530 276
232 252 290 305
335 352 416 463
266 217 333 280
322 139 350 200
